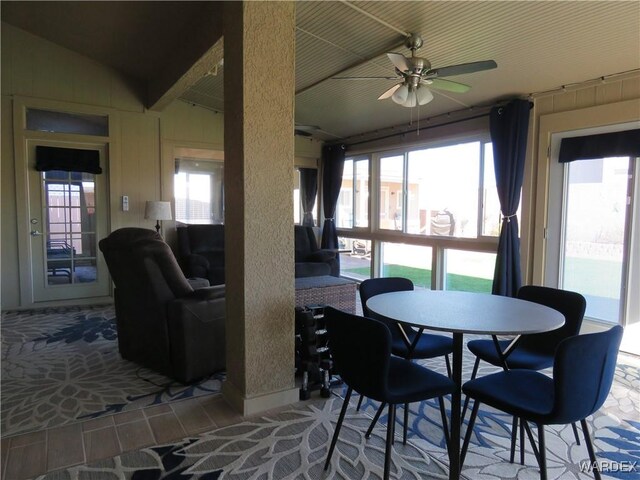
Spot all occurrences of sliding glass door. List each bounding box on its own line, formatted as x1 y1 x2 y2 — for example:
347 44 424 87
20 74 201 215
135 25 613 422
558 156 633 323
546 128 638 339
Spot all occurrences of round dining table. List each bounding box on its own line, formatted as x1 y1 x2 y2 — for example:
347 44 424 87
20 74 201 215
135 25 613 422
366 289 566 480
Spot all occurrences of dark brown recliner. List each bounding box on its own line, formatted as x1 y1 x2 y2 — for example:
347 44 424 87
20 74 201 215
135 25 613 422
99 228 226 383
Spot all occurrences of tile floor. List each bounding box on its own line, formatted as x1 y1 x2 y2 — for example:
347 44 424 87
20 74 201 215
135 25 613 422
0 393 259 480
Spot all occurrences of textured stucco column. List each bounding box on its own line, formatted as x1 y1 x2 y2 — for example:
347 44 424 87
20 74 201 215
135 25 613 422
222 1 298 415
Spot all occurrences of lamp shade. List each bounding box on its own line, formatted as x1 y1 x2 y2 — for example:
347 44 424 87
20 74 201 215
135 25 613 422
416 86 434 105
391 84 409 105
144 201 172 221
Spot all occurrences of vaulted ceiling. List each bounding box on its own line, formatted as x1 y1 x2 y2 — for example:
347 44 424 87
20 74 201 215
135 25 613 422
3 1 639 142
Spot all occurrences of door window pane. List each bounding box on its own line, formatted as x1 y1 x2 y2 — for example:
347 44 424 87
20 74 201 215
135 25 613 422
381 242 432 289
379 155 404 231
407 142 480 237
43 171 98 285
339 237 371 281
444 249 495 293
561 157 630 323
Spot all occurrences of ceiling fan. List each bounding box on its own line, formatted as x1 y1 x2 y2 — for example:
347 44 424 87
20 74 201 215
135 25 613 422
335 33 497 108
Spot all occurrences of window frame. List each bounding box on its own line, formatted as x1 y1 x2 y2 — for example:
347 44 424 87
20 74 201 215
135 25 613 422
174 159 224 225
336 133 500 289
337 154 371 230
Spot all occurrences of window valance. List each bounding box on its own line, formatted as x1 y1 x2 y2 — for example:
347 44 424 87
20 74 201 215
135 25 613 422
559 129 640 163
36 146 102 174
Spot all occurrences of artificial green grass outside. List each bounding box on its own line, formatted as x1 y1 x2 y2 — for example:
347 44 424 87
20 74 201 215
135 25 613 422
344 264 492 293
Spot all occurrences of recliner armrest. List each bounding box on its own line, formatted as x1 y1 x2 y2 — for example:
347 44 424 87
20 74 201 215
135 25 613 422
185 284 225 301
307 249 337 263
167 294 226 382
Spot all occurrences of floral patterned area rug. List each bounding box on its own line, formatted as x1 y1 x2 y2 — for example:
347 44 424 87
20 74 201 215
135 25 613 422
1 305 223 438
34 352 640 480
36 396 451 480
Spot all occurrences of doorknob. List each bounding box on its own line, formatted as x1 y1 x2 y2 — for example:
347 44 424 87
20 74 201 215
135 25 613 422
30 230 43 236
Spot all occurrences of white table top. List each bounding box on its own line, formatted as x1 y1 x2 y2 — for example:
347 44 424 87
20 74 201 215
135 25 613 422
366 290 565 335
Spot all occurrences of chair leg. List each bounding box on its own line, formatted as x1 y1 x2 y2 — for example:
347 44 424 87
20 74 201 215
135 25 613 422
520 418 526 465
523 421 541 467
356 394 364 412
445 354 452 378
366 402 386 438
384 403 396 480
572 421 581 446
403 402 409 445
391 404 396 445
461 357 480 422
509 416 518 463
461 399 480 467
581 418 602 480
438 397 450 451
538 424 547 480
324 386 352 471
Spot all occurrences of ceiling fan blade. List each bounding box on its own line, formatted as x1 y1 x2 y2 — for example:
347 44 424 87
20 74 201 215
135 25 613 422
427 60 497 78
387 52 411 72
378 83 403 100
426 78 471 93
332 76 399 80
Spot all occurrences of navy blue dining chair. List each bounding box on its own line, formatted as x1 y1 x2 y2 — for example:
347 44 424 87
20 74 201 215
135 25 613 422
359 277 454 442
323 307 456 480
463 285 586 461
461 325 623 480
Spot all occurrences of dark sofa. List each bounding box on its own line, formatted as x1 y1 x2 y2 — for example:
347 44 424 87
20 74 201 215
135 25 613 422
294 225 339 277
99 227 226 383
177 224 225 286
176 224 339 280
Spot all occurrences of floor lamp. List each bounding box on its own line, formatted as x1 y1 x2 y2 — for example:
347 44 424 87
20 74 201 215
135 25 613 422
144 201 172 236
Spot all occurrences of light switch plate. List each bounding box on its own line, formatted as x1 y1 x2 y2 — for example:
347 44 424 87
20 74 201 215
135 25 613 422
122 195 129 211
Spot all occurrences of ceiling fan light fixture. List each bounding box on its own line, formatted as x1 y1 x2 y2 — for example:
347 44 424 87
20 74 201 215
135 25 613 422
403 88 418 108
391 84 409 104
416 86 434 105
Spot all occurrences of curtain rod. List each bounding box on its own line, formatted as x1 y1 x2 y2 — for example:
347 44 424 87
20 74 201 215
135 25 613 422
344 112 491 148
342 100 534 148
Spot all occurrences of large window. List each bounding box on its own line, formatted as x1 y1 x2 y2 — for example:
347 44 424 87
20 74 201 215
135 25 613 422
379 141 495 238
381 243 432 289
379 154 404 231
174 159 224 224
337 157 369 229
444 249 496 293
339 236 371 281
335 135 502 293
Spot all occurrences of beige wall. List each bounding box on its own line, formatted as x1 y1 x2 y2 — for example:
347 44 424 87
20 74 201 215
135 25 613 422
0 23 321 309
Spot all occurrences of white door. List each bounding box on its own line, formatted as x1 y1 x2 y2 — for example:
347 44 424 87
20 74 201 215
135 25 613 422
545 128 639 354
28 139 110 302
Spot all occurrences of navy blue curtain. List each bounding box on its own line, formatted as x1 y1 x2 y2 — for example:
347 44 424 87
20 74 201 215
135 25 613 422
299 168 318 227
490 99 531 297
320 144 346 250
